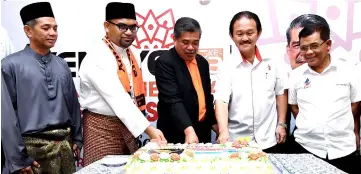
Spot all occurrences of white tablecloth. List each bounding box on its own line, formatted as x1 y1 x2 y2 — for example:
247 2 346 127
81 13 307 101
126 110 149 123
74 154 346 174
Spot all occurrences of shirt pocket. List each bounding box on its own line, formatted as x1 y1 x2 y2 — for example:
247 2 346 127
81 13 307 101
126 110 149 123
57 73 71 95
261 71 276 92
296 85 313 103
332 80 350 101
255 71 276 103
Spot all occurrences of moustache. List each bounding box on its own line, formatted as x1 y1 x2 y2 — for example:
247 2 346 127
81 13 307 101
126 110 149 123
240 42 251 45
295 55 306 64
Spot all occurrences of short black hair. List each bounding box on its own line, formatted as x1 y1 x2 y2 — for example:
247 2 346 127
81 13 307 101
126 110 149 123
173 17 202 39
229 11 261 36
298 15 330 42
286 14 323 45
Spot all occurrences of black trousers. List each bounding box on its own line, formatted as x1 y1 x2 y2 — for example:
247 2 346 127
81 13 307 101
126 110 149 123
264 127 298 154
287 137 361 174
263 144 283 153
159 120 212 144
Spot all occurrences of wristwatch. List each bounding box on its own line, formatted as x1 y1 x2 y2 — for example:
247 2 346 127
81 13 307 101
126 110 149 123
278 123 288 129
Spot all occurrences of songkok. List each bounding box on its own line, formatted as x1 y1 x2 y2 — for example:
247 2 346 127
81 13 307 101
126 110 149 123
106 2 136 21
20 2 55 25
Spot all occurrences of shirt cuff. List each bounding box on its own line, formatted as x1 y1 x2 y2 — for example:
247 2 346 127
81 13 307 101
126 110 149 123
275 90 285 96
214 94 229 104
72 140 83 150
288 101 297 105
129 118 151 138
9 157 34 173
351 97 361 103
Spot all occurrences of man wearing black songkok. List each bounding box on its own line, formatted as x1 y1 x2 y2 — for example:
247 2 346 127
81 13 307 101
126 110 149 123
1 2 82 174
78 2 166 166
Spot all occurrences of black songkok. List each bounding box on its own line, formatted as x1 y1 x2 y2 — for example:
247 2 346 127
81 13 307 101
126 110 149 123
106 2 136 21
20 2 55 25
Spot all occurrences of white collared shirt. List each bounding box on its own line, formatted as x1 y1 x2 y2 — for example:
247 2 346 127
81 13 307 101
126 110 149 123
288 59 361 159
0 26 15 59
214 49 287 149
79 41 150 138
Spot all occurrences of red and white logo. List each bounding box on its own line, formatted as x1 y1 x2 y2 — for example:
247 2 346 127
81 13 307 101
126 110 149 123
135 9 176 49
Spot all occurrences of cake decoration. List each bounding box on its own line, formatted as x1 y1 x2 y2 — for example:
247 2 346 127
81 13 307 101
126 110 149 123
124 137 274 174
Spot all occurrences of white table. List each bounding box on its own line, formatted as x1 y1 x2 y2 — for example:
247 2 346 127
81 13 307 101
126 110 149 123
75 154 346 174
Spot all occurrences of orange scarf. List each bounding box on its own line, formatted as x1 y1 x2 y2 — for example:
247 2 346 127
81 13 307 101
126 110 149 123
102 36 146 113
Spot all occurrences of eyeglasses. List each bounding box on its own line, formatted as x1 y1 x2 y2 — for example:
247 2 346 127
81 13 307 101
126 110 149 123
299 40 327 53
107 21 139 33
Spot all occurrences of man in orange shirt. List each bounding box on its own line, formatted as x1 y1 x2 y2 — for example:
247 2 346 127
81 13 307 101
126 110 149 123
155 17 217 143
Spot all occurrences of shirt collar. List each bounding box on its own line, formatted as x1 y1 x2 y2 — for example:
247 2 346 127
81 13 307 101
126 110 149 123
185 58 197 65
304 56 338 74
232 45 269 66
24 44 51 63
111 42 127 54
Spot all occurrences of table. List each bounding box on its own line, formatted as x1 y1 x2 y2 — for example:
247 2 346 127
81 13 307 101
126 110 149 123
75 154 346 174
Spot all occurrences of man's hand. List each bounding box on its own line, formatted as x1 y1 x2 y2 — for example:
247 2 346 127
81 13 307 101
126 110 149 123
20 161 39 174
145 126 167 142
276 125 287 144
73 144 80 160
217 130 230 144
184 126 199 144
150 139 168 146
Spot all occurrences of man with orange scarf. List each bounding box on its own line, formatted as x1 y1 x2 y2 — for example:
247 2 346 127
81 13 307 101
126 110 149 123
79 2 166 166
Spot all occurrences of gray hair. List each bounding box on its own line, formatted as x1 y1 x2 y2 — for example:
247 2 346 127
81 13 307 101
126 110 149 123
286 14 322 45
25 19 37 28
173 17 202 39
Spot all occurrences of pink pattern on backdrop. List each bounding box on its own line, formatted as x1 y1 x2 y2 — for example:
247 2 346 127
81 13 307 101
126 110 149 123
257 0 360 63
134 9 176 49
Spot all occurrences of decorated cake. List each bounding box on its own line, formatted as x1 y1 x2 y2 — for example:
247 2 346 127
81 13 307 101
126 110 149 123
124 137 275 174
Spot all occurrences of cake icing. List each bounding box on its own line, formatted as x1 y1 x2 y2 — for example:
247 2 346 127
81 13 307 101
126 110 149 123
125 137 274 174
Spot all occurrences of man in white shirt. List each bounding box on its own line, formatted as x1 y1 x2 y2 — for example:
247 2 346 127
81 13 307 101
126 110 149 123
283 14 323 153
79 2 166 166
0 25 15 59
214 11 288 153
288 15 361 174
